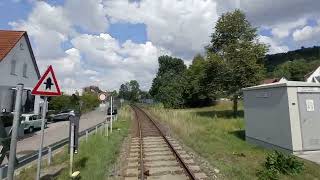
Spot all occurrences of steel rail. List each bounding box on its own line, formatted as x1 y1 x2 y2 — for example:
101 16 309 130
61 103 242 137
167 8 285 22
0 121 106 179
132 106 145 180
131 105 197 180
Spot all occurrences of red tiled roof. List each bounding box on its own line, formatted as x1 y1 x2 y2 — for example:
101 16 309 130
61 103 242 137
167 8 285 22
261 78 280 84
0 30 25 61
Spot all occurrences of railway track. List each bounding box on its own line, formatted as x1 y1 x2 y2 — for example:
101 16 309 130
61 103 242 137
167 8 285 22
124 105 208 180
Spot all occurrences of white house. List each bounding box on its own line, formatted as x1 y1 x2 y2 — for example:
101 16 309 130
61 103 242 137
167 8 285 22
306 66 320 83
0 30 41 114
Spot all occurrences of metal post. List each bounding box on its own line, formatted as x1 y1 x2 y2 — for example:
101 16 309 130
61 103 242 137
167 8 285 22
110 96 113 134
36 96 48 180
104 122 106 136
8 84 23 180
69 122 74 176
86 131 88 142
47 147 52 165
0 165 4 180
106 122 109 137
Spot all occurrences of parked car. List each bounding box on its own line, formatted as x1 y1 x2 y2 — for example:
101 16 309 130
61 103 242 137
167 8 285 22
20 114 47 133
107 107 118 115
49 109 77 121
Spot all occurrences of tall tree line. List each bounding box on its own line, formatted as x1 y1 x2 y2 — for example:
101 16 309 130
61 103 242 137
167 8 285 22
150 10 268 117
119 80 141 102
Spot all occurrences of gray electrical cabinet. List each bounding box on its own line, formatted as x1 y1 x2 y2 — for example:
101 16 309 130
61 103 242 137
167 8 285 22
243 81 320 153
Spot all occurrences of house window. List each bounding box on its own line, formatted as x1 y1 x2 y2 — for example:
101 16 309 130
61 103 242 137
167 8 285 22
10 60 17 75
23 63 28 78
20 43 24 50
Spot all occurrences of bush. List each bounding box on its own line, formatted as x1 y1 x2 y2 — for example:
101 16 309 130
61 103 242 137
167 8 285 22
258 151 304 179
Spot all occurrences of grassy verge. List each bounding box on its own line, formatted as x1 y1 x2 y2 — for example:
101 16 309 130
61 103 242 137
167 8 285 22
17 105 131 180
146 102 320 179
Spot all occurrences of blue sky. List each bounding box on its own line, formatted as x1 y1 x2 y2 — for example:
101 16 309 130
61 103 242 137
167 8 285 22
1 0 319 90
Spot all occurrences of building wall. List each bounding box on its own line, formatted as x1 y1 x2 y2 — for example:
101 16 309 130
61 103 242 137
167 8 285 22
0 36 39 87
287 87 303 152
0 36 40 113
244 87 293 151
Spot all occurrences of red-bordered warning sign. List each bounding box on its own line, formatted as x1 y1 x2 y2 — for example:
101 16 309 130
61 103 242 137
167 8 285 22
32 65 62 96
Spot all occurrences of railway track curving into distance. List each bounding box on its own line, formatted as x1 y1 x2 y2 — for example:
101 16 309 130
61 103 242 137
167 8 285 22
124 105 208 180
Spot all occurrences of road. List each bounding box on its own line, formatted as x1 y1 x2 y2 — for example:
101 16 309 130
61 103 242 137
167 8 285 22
15 108 105 157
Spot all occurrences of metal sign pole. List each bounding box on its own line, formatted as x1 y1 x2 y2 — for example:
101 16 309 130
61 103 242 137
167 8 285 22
7 84 24 180
110 96 113 134
36 96 48 180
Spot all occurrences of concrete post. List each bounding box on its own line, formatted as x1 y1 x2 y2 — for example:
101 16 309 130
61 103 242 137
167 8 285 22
106 123 109 137
8 84 23 180
47 147 52 165
110 96 113 134
95 126 98 134
86 131 88 142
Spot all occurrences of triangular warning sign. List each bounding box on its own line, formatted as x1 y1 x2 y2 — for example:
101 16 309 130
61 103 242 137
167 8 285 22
32 65 62 96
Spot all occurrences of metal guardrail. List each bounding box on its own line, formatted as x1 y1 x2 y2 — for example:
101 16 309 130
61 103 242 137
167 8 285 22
0 121 106 179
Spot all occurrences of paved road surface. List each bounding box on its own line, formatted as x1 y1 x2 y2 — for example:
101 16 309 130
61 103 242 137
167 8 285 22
15 109 105 157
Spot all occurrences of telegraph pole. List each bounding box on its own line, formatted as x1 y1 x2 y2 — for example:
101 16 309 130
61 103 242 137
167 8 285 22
8 83 24 180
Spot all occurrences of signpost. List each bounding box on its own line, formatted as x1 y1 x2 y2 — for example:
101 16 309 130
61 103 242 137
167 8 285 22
98 93 109 137
98 93 107 101
31 65 62 180
7 84 23 180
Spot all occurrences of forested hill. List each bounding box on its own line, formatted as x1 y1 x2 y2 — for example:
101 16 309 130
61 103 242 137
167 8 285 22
265 46 320 73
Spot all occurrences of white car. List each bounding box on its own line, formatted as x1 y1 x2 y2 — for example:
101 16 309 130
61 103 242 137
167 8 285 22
20 114 47 133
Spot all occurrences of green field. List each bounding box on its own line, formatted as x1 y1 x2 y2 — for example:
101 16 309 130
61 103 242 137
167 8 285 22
146 102 320 179
17 105 131 180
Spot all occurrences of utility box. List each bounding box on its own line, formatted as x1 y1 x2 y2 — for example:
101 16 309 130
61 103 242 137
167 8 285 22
243 81 320 154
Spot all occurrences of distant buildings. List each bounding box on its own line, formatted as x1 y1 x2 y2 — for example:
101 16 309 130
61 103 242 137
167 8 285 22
62 88 83 96
260 77 287 85
83 85 103 94
0 30 42 114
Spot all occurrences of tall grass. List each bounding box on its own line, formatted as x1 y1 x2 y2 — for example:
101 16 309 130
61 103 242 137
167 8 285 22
147 102 320 179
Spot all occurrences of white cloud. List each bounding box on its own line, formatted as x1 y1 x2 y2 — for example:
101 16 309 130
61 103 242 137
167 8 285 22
258 35 289 54
293 25 320 42
64 0 109 32
84 70 99 76
10 1 73 59
238 0 320 27
9 0 320 91
71 33 168 90
105 0 218 58
270 18 307 39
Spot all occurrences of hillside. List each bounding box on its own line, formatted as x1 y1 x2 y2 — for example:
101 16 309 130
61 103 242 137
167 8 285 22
265 46 320 73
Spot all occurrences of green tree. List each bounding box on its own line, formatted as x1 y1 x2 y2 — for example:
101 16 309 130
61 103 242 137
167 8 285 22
274 60 311 81
200 53 228 99
80 92 100 112
150 55 187 108
119 83 129 100
118 80 141 102
184 54 212 107
129 80 140 102
207 10 267 117
49 95 72 111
